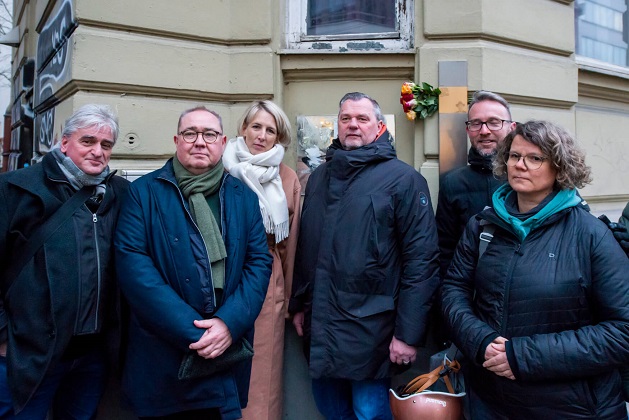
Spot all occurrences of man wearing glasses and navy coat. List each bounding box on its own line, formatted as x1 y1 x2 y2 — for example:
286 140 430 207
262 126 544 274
114 106 272 419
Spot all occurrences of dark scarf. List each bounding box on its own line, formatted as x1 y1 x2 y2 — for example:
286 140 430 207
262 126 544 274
467 146 494 173
173 156 227 290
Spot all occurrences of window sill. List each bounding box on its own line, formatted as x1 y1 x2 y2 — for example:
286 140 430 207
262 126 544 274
576 55 629 80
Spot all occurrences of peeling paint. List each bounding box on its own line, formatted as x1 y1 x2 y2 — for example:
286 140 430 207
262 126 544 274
312 42 333 50
339 46 348 52
346 41 385 50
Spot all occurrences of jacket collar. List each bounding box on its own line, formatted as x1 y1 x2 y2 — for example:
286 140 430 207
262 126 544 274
325 129 396 170
8 153 119 213
467 147 494 173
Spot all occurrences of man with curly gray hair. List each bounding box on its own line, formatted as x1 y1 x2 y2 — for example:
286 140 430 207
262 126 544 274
0 104 129 418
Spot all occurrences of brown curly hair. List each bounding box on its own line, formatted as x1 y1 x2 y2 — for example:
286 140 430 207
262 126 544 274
493 120 592 189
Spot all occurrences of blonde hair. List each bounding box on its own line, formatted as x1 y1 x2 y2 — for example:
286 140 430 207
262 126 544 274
238 100 292 147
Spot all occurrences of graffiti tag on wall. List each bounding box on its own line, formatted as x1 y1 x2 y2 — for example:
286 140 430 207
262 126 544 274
34 0 77 153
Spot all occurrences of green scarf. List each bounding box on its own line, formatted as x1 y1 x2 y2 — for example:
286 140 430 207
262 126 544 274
173 156 227 290
492 184 582 242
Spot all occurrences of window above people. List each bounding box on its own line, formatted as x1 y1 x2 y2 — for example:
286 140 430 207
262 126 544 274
285 0 413 52
575 0 629 68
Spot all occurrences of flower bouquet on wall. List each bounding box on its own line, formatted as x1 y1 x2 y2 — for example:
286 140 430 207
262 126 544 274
400 82 441 121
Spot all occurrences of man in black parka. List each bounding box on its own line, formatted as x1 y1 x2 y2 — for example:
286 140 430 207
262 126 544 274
436 90 515 277
0 105 129 418
290 92 440 420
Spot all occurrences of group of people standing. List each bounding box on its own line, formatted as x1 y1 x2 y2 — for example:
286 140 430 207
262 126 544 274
0 89 628 420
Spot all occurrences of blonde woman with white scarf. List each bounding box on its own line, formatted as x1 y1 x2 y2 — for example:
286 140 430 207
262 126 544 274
223 100 301 420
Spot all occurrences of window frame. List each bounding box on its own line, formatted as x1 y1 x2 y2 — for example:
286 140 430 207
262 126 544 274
574 0 629 69
285 0 414 52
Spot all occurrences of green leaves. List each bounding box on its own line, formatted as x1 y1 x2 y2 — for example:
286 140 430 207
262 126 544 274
400 81 441 120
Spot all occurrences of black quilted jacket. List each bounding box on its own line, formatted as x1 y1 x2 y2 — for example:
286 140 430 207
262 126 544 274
442 203 629 419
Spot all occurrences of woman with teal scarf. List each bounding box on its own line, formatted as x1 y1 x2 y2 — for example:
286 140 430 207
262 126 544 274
442 120 629 419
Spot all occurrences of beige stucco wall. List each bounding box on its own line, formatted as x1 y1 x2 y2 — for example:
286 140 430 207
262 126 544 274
5 0 628 417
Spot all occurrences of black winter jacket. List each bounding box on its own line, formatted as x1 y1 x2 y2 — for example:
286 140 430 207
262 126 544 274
0 154 129 412
442 202 629 419
290 132 440 380
436 147 503 276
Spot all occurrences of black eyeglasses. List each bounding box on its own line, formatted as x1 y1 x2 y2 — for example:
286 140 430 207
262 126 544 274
505 152 548 170
465 119 512 132
179 130 222 144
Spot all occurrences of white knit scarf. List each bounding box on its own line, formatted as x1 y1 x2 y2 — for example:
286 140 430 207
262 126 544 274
222 137 289 243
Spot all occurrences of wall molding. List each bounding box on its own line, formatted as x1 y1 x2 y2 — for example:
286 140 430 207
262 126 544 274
499 93 575 110
57 80 274 103
578 68 629 104
281 53 415 82
78 19 271 47
423 33 572 57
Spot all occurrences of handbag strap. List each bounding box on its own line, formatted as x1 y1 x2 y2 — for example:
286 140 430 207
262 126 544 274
4 186 93 290
401 357 461 395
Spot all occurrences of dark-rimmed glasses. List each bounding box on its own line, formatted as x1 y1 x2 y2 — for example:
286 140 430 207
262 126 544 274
179 130 222 144
505 152 548 170
465 119 512 132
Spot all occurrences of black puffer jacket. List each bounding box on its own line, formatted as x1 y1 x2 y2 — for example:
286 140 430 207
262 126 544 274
290 132 440 380
0 154 129 412
436 147 503 276
442 202 629 419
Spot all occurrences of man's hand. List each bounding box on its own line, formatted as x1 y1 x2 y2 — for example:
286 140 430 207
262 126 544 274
389 336 417 365
483 336 515 380
292 311 304 337
189 318 232 359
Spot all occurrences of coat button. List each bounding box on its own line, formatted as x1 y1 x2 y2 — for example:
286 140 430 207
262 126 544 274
185 278 190 282
174 237 179 242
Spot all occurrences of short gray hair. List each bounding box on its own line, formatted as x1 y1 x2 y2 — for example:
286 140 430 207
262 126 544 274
339 92 384 122
62 104 119 142
177 106 223 133
468 90 512 120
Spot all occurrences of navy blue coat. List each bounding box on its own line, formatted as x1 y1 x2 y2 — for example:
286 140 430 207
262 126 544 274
114 160 272 419
442 203 629 419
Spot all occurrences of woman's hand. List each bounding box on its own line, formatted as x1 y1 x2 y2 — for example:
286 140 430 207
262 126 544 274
483 336 515 380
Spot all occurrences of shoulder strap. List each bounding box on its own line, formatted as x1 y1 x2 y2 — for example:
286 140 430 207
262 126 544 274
478 219 496 258
4 187 93 290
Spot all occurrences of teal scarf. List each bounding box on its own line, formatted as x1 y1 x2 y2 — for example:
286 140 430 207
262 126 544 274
492 184 582 242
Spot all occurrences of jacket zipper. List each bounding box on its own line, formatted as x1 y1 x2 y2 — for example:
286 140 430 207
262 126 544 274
93 212 101 330
499 242 521 336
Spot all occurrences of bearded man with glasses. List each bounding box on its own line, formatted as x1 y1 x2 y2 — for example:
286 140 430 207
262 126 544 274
114 106 272 419
435 91 516 282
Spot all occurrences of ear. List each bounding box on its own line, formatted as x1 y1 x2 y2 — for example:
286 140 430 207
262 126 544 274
173 135 179 146
60 136 69 153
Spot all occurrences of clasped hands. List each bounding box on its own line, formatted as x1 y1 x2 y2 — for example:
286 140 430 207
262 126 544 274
483 336 515 380
189 318 232 360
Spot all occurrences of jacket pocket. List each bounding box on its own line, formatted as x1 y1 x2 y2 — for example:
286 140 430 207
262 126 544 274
336 290 394 318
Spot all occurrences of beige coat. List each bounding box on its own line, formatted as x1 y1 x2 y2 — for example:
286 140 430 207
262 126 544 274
241 163 301 420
